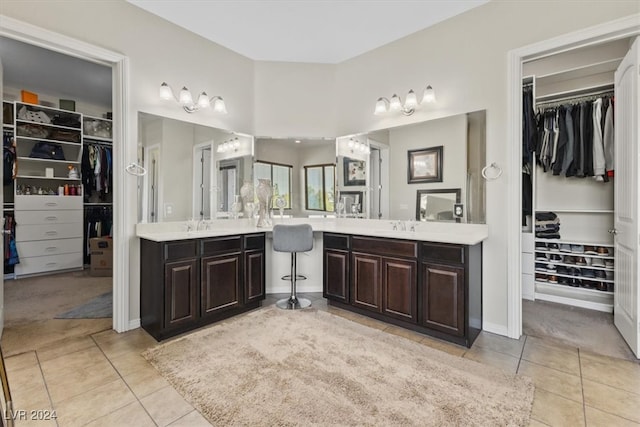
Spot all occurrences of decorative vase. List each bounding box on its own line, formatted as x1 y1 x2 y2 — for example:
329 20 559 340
256 179 272 227
240 181 254 218
231 195 242 220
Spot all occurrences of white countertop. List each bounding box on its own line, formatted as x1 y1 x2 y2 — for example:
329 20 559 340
136 218 489 246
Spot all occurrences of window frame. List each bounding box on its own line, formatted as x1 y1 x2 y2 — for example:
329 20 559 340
304 163 336 212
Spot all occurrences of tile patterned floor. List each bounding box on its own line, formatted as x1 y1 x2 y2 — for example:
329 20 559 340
2 293 638 426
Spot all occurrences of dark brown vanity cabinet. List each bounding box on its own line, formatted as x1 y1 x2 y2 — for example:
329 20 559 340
140 234 265 341
323 233 482 347
351 237 418 323
323 233 350 303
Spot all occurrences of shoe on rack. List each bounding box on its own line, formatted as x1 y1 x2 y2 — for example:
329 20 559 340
582 280 597 289
546 264 557 273
568 278 581 287
591 258 605 268
559 244 572 253
584 246 598 255
597 246 610 256
535 273 547 282
535 253 548 262
575 257 587 266
604 259 614 268
582 269 596 278
548 243 560 252
605 271 614 280
548 275 558 284
606 283 614 292
564 255 576 265
594 270 606 279
535 263 547 272
549 254 563 263
535 242 547 251
569 267 581 276
596 282 608 292
556 265 569 275
570 244 584 254
558 276 570 286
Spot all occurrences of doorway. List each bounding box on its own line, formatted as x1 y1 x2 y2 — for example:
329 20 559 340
0 16 130 334
506 15 640 357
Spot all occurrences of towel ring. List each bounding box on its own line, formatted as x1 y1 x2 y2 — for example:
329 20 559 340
125 162 147 177
481 162 502 181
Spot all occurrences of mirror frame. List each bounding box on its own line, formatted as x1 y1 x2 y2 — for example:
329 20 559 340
416 188 462 223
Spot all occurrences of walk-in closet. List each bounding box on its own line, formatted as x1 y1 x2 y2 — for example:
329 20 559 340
520 36 638 359
1 36 114 325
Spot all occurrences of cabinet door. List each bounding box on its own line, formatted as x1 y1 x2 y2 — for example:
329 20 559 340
351 252 381 312
421 262 465 336
382 257 417 323
324 249 349 302
164 258 198 329
244 250 265 303
201 254 241 317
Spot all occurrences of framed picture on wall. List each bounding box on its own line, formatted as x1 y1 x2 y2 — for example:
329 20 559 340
407 146 443 184
343 157 366 186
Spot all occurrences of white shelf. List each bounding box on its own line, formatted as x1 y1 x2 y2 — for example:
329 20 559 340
534 257 614 271
15 135 81 147
15 119 81 132
83 114 111 122
16 175 81 181
535 288 613 313
534 269 614 283
17 157 80 165
83 135 112 143
534 248 614 260
535 237 614 247
535 280 612 295
3 124 14 130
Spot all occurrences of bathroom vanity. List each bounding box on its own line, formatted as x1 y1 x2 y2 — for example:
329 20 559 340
137 218 487 344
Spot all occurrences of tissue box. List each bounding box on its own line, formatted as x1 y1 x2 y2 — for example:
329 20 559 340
45 168 54 178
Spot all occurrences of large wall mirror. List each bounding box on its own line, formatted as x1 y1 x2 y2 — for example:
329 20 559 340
137 112 253 222
344 110 486 224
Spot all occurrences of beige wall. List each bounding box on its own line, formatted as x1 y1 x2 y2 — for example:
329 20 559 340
2 0 638 332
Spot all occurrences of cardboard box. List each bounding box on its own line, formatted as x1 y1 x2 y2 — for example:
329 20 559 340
21 90 38 104
90 237 112 276
59 99 76 111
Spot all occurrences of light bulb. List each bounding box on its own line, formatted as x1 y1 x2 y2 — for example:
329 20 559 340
197 92 210 108
348 139 354 148
213 97 227 114
405 90 418 109
422 85 436 103
179 87 193 105
374 98 388 115
159 82 173 100
390 94 402 111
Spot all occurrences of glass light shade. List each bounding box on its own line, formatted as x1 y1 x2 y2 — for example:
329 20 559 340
389 94 402 111
197 92 211 108
213 97 227 114
348 139 354 148
233 138 240 149
179 87 193 105
404 90 418 109
159 82 173 100
374 98 388 115
422 85 436 103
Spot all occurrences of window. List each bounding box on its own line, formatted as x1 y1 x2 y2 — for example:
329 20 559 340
254 161 292 209
304 164 335 212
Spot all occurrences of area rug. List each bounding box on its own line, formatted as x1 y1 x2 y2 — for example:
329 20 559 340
55 291 112 319
143 307 534 426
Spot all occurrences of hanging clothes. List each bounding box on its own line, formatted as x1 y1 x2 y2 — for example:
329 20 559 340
82 143 113 201
84 206 113 263
3 214 19 267
603 97 615 176
522 86 537 164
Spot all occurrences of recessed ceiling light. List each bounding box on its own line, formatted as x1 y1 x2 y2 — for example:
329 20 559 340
295 140 301 144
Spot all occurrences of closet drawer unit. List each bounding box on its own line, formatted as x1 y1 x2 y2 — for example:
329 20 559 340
16 238 82 257
15 195 82 211
14 252 83 276
16 223 83 242
16 210 83 225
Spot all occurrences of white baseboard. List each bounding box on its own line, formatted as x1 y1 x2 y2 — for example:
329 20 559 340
482 321 509 337
128 318 141 330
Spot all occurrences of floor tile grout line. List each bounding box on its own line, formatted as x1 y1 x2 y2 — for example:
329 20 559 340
33 350 60 427
578 349 587 427
583 403 640 424
89 333 160 427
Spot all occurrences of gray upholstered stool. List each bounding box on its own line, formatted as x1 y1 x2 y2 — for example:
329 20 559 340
273 224 313 310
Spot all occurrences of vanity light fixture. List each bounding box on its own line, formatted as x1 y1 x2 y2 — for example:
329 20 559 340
374 85 436 116
347 137 370 154
159 82 227 114
217 137 240 153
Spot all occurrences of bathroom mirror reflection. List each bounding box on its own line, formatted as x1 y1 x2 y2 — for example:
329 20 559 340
137 112 253 222
416 188 462 223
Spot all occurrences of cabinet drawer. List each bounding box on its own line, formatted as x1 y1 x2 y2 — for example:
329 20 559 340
16 223 83 242
201 236 242 256
420 242 464 265
16 209 82 225
15 195 82 211
352 236 416 258
324 233 350 251
15 252 82 276
17 237 82 257
164 240 198 261
244 233 265 251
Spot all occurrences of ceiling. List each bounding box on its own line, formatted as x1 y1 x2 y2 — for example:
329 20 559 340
127 0 489 64
0 36 113 107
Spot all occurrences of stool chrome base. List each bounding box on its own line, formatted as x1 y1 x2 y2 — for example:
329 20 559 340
276 296 311 310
